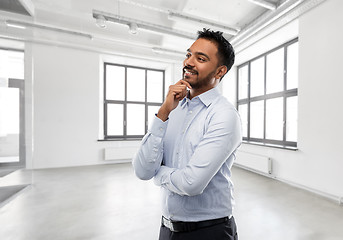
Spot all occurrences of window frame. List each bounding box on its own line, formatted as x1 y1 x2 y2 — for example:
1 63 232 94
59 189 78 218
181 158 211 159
0 48 26 168
237 38 298 149
103 62 165 140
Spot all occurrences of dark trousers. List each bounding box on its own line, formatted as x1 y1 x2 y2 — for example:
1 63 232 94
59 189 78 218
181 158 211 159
158 216 238 240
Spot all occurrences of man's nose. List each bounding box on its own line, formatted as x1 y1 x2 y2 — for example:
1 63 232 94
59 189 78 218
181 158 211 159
184 56 195 67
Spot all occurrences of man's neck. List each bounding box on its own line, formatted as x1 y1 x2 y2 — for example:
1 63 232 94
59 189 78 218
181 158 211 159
189 86 216 100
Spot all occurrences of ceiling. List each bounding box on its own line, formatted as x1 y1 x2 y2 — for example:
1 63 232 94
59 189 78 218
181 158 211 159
0 0 325 61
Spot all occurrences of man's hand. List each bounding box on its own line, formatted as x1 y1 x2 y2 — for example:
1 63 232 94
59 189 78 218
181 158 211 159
157 80 191 121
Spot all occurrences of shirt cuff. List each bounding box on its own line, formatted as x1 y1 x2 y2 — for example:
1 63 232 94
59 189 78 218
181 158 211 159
154 165 174 186
149 115 168 138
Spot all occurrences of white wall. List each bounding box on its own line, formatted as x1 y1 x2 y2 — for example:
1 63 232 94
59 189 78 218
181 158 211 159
234 0 343 201
27 43 177 169
31 44 100 169
296 0 343 198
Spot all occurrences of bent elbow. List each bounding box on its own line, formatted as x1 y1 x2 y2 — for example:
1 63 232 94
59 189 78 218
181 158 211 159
182 183 205 197
134 169 154 181
132 155 155 181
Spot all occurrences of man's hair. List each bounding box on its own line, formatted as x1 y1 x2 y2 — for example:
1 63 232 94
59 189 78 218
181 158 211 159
197 28 235 78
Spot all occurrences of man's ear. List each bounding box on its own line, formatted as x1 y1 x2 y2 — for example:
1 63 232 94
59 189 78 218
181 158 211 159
215 65 228 80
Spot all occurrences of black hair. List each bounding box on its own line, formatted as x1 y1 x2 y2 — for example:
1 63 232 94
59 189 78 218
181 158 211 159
197 28 235 78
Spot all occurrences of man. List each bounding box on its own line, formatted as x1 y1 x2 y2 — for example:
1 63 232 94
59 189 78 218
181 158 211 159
133 29 242 240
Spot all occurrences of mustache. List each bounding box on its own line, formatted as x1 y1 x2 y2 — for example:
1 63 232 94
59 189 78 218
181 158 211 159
183 66 198 74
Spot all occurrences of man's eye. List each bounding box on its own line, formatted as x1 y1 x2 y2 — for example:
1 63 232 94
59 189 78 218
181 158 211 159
186 53 191 58
198 57 205 62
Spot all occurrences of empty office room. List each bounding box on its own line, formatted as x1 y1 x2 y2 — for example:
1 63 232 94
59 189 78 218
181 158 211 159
1 0 343 239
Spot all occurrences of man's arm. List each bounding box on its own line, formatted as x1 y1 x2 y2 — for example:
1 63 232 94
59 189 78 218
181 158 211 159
132 117 167 180
153 107 242 196
157 80 191 121
132 80 191 180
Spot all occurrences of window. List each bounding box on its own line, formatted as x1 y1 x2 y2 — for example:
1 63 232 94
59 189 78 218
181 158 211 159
0 48 24 166
104 63 165 139
237 39 298 148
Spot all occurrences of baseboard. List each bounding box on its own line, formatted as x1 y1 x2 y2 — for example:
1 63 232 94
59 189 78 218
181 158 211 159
234 165 342 206
275 177 342 206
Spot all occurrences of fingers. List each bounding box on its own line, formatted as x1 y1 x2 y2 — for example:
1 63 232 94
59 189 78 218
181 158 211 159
169 84 188 98
176 79 192 89
159 80 189 118
175 92 185 101
166 79 191 103
169 84 187 92
170 79 191 99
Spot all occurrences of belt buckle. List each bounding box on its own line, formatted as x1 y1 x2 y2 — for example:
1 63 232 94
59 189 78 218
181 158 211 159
163 217 175 232
169 222 175 232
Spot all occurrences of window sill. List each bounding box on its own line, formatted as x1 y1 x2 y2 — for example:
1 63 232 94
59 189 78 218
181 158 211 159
242 141 298 151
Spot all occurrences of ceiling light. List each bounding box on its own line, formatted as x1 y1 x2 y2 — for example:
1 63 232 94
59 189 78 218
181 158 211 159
247 0 277 10
129 23 138 34
95 15 107 28
93 10 196 40
5 21 26 29
4 20 92 39
168 11 240 36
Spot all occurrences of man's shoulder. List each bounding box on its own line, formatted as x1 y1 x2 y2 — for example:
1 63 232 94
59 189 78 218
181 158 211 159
211 95 237 112
206 96 240 123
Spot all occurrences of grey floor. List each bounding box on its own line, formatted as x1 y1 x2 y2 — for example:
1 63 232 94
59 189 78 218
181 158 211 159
0 163 342 240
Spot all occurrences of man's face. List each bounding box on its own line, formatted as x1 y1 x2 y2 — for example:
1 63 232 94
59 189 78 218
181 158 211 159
183 38 223 90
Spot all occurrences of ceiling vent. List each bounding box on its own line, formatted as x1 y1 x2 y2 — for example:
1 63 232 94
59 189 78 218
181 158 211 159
0 0 34 16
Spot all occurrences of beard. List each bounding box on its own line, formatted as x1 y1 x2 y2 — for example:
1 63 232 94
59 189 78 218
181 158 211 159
183 66 217 89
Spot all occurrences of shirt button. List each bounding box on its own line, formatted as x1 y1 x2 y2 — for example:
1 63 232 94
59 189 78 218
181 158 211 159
189 111 193 114
159 127 163 131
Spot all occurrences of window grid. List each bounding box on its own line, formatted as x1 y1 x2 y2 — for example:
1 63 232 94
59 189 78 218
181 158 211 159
104 63 165 139
237 38 298 148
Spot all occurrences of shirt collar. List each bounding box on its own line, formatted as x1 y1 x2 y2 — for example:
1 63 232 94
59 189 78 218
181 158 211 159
180 87 220 108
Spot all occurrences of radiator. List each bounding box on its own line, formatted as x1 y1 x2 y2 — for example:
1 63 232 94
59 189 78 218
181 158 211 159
234 151 272 175
104 146 139 163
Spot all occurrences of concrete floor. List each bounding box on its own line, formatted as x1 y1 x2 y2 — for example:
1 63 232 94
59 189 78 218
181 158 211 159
0 163 342 240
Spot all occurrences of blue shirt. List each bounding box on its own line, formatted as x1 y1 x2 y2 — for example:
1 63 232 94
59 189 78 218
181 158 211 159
133 87 242 221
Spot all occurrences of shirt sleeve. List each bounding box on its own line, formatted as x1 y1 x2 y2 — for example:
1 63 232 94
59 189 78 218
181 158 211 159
132 115 168 180
153 108 242 196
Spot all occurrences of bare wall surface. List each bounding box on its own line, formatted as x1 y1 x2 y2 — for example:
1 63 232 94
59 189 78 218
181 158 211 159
296 0 343 198
32 44 101 169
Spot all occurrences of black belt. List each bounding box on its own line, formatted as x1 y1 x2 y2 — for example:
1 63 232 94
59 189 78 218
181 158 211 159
161 216 230 232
